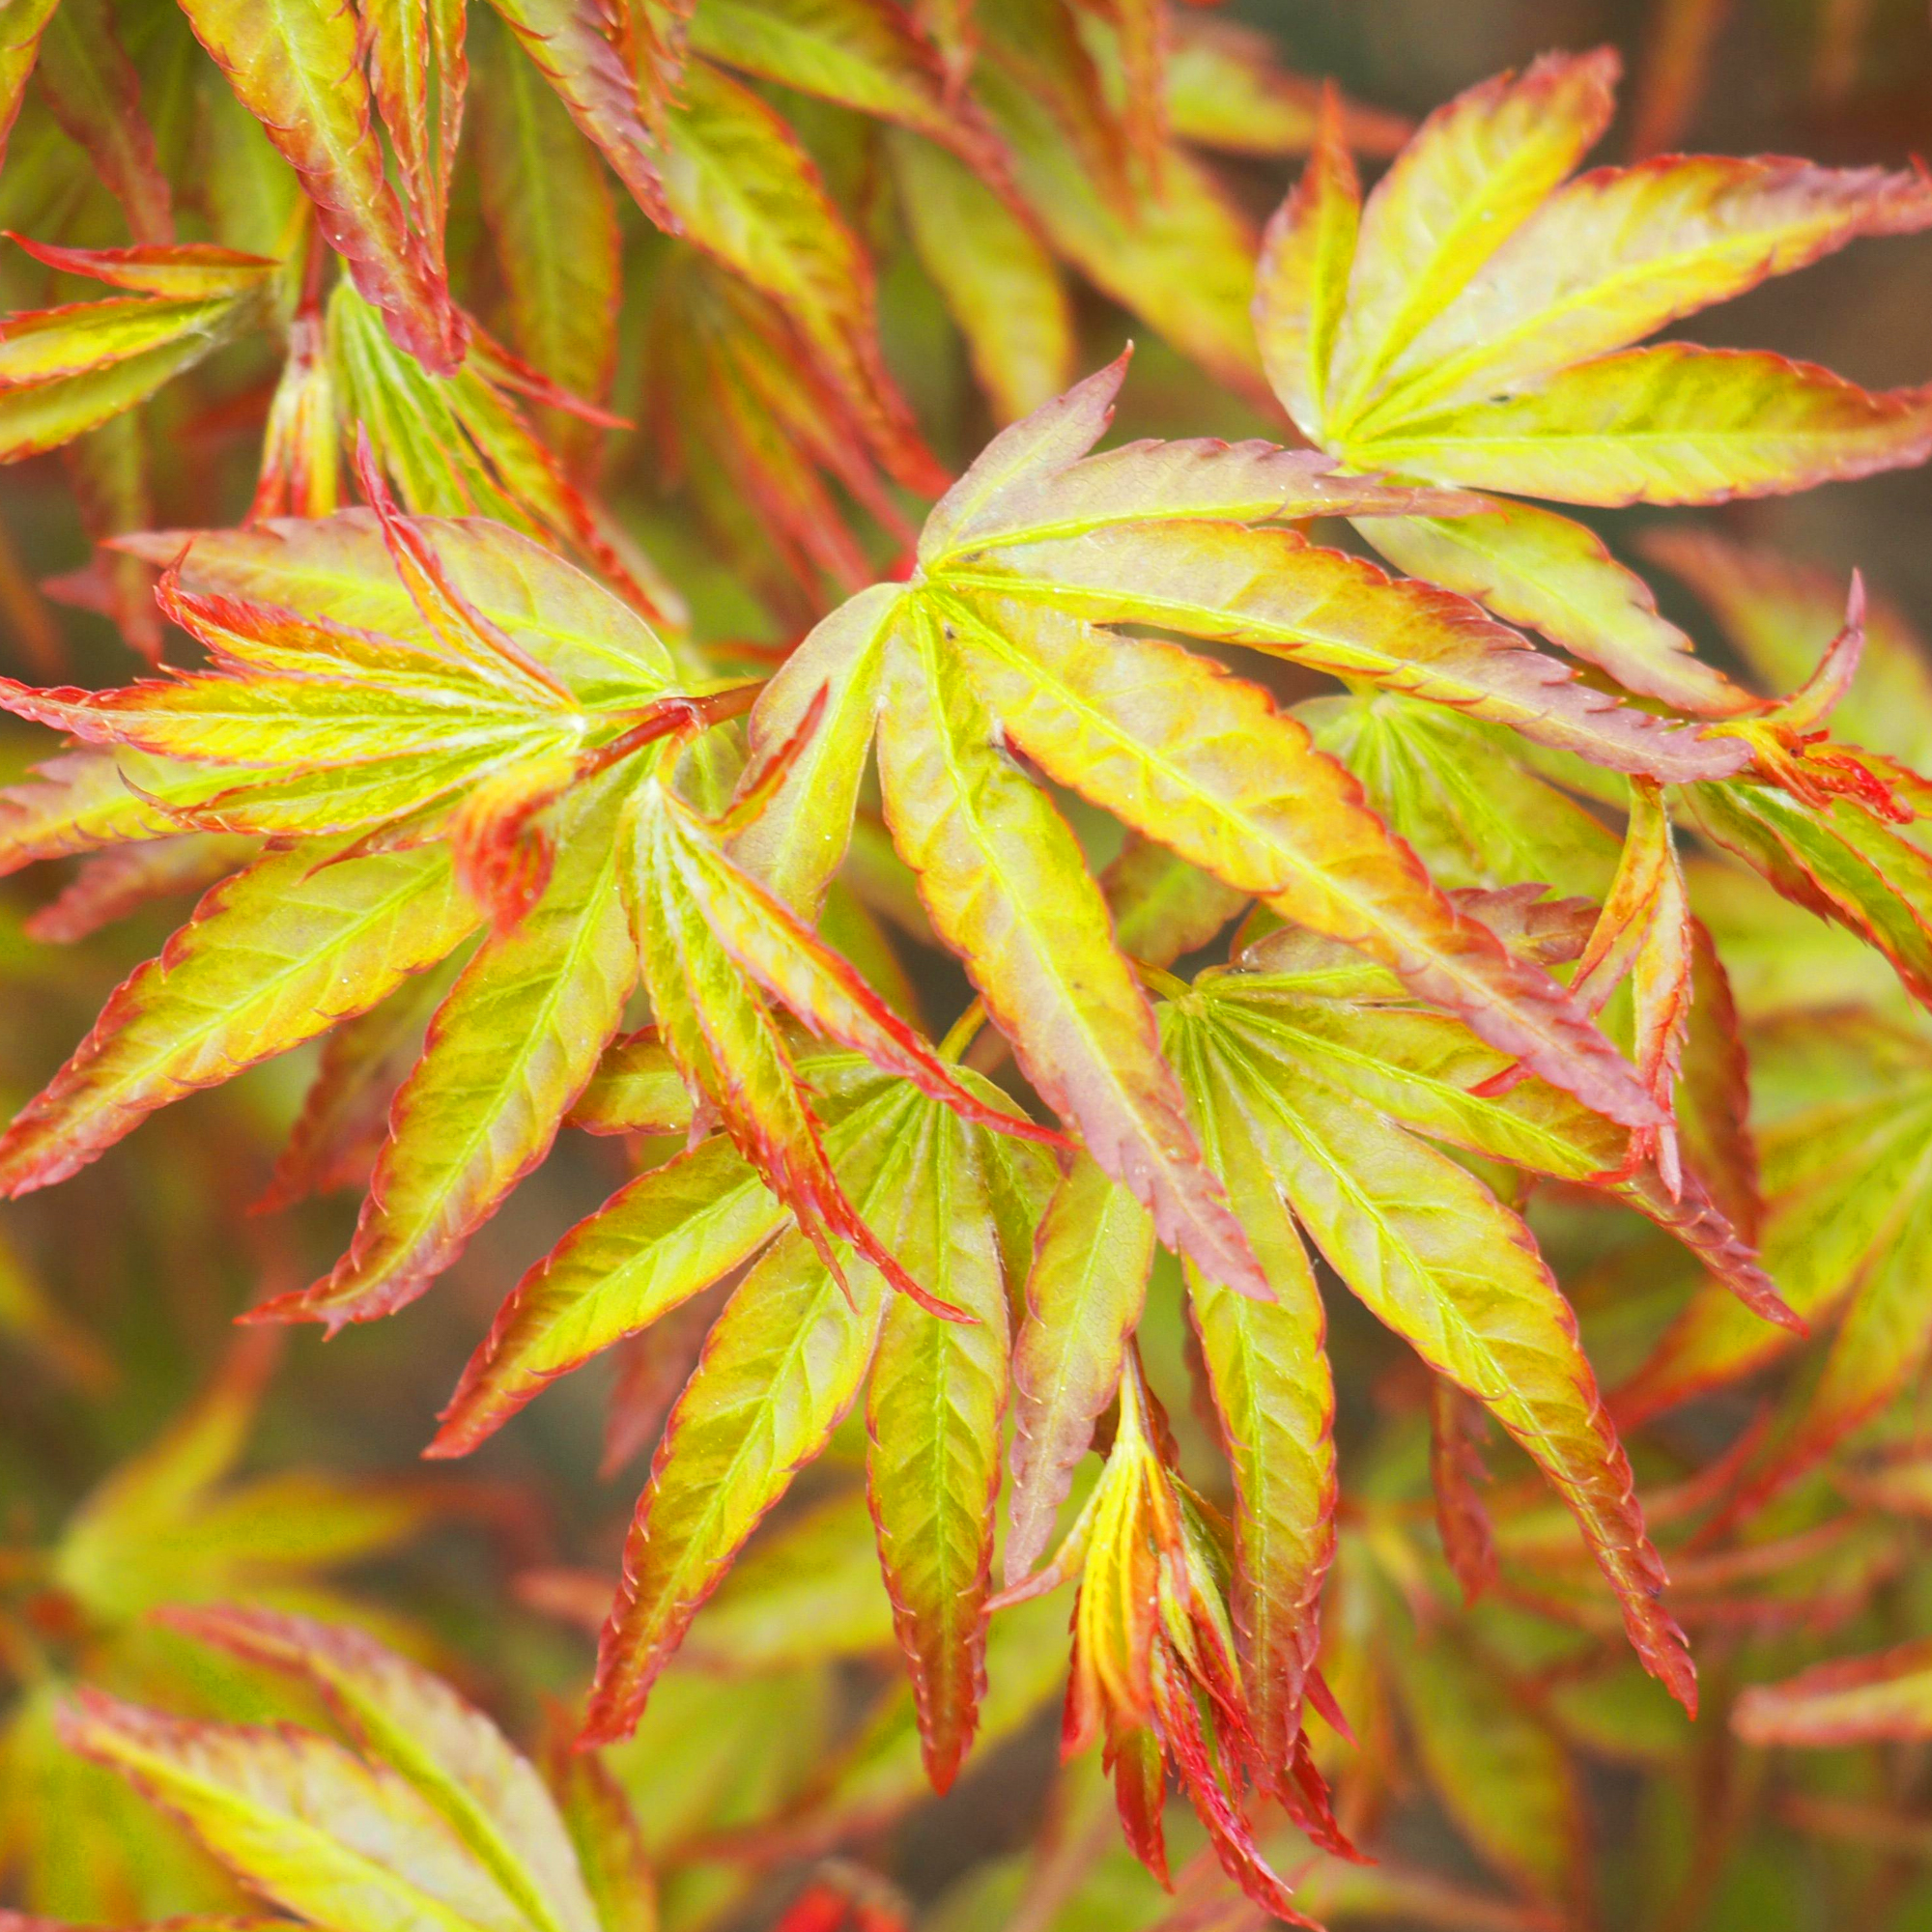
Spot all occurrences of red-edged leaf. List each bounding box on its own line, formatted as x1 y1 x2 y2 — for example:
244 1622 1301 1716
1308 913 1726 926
582 1099 922 1742
0 840 474 1197
178 0 467 373
1006 1155 1153 1584
484 0 675 229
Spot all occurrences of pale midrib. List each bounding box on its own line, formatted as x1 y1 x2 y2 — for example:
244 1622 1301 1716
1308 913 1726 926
941 565 1623 751
89 1737 512 1932
1330 140 1575 429
1365 218 1851 434
942 592 1602 1086
891 1118 993 1652
522 1081 904 1380
903 615 1195 1224
110 855 460 1088
644 1103 919 1627
1363 407 1918 454
345 831 630 1288
1221 1000 1595 1179
1181 1034 1288 1699
1250 1061 1624 1560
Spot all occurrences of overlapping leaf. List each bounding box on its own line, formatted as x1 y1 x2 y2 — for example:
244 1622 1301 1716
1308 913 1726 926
59 1611 631 1932
178 0 467 373
0 238 277 464
0 480 1043 1359
1153 961 1701 1711
734 355 1730 1303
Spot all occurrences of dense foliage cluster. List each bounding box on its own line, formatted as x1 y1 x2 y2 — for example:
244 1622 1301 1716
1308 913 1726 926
5 3 1932 1929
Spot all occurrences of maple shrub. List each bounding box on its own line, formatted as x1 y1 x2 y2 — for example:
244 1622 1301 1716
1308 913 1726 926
9 3 1932 1930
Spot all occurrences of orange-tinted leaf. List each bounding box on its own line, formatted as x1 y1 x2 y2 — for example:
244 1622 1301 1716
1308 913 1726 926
278 769 639 1330
178 0 466 373
1253 84 1358 442
483 0 674 228
952 526 1747 781
431 1056 901 1457
1205 998 1694 1709
1359 155 1932 430
1006 1155 1153 1584
363 0 466 271
0 839 474 1197
1320 49 1620 434
875 603 1266 1297
1356 497 1754 718
1734 1640 1932 1747
1357 345 1932 506
582 1110 918 1742
936 592 1663 1129
866 1103 1010 1789
1172 1014 1336 1778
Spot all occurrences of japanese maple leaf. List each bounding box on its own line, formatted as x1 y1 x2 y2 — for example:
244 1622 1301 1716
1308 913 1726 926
731 352 1749 1301
0 471 1048 1331
1255 50 1932 719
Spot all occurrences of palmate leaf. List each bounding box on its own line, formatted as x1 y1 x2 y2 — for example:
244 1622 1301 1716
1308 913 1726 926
0 488 1034 1352
1158 971 1697 1712
58 1612 627 1932
576 1075 1032 1755
736 354 1727 1301
158 1605 599 1932
435 1040 1052 1777
1255 46 1932 710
